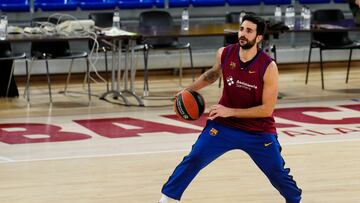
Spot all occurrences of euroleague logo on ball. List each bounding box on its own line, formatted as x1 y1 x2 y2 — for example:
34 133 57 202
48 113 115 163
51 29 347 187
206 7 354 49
174 89 205 121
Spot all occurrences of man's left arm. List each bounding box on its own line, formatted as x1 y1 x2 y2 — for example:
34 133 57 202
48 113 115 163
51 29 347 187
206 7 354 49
208 61 279 119
356 0 360 7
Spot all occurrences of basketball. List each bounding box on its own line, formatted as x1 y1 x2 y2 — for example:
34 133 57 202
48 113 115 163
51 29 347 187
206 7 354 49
174 89 205 120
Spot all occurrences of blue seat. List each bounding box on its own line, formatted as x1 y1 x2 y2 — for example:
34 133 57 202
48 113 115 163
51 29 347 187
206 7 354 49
0 0 30 12
191 0 225 7
227 0 261 5
262 0 291 5
118 0 153 9
155 0 190 8
78 0 117 10
299 0 331 3
34 0 78 11
333 0 345 2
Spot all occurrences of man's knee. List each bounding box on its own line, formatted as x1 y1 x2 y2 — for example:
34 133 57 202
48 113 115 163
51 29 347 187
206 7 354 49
186 148 207 166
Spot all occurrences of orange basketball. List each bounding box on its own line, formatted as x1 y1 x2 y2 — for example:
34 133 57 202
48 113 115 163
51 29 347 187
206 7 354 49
174 89 205 120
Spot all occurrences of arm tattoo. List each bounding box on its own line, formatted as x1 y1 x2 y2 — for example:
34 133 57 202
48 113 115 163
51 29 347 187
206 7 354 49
203 66 220 83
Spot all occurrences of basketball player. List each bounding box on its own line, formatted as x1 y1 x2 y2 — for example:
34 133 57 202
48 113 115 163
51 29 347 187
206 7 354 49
158 14 302 203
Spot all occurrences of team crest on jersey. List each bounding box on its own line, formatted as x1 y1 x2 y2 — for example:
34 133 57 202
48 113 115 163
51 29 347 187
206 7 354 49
229 61 236 69
209 128 218 136
226 76 235 86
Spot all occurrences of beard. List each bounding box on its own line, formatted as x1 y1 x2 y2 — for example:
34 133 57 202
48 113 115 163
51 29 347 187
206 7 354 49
238 36 256 50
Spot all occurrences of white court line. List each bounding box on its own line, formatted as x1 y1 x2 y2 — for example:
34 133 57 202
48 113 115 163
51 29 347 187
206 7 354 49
1 138 360 164
0 156 14 162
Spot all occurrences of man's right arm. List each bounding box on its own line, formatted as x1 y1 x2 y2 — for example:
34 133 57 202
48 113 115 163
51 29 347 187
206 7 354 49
185 47 224 91
348 0 360 8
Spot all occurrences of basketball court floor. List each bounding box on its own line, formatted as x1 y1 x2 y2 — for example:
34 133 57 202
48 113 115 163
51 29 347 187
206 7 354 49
0 63 359 203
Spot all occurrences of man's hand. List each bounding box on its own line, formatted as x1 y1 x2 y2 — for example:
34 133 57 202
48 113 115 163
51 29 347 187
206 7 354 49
356 0 360 7
175 88 188 97
208 104 233 120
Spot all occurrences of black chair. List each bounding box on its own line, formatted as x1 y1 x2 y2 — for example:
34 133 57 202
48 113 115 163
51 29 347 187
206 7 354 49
0 42 28 98
139 10 194 97
28 17 91 104
219 11 275 87
306 9 360 89
224 12 241 46
89 12 147 97
224 11 277 55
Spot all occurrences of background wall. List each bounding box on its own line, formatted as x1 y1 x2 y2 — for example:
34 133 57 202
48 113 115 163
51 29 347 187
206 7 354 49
5 1 359 75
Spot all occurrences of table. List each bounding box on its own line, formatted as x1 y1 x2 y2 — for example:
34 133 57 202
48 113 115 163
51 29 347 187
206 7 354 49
3 33 144 106
98 34 144 106
125 23 240 38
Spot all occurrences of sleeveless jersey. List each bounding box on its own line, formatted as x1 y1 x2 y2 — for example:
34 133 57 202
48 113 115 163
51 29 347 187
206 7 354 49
214 43 276 134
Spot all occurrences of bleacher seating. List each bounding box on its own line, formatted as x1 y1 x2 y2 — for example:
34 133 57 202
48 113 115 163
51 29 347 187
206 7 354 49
0 0 346 12
155 0 190 8
227 0 261 5
298 0 331 4
262 0 291 5
333 0 346 3
34 0 78 11
118 0 153 9
191 0 226 7
0 0 30 12
78 0 117 10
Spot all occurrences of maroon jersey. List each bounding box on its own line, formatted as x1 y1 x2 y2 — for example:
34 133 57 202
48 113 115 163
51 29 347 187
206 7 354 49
214 43 276 134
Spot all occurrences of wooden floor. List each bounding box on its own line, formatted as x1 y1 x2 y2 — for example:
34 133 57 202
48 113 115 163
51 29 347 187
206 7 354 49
0 61 360 203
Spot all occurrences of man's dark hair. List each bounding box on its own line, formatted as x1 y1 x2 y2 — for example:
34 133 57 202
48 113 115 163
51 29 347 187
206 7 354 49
241 14 266 36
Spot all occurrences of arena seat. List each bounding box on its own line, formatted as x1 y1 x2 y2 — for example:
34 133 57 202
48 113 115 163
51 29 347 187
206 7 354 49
299 0 331 3
227 0 261 6
78 0 117 10
191 0 225 7
118 0 153 9
262 0 291 5
34 0 78 11
0 0 30 12
155 0 190 8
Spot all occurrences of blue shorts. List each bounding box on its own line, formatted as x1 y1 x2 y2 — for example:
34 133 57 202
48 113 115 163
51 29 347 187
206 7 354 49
162 120 302 203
